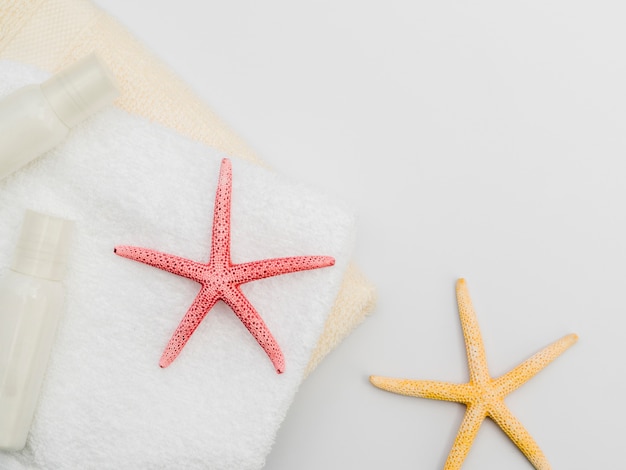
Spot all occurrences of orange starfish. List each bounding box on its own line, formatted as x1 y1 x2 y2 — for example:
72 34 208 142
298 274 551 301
370 279 577 469
115 158 335 373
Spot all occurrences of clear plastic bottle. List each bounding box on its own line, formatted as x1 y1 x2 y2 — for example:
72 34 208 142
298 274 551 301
0 210 74 451
0 53 119 181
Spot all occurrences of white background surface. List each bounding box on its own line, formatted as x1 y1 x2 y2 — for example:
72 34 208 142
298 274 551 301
93 2 624 468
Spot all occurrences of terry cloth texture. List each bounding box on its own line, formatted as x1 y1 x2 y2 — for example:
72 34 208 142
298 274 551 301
0 61 355 469
0 0 377 375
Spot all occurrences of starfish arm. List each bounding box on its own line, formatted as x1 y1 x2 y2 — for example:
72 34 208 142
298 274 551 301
222 286 285 374
210 158 233 267
160 287 218 368
456 279 491 385
369 376 474 403
444 404 486 470
495 333 578 396
230 256 335 284
488 400 551 470
114 245 204 282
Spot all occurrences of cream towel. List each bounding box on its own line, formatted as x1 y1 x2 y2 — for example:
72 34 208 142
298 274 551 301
0 61 355 469
0 0 377 374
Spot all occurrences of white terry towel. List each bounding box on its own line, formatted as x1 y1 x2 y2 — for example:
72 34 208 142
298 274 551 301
0 61 355 469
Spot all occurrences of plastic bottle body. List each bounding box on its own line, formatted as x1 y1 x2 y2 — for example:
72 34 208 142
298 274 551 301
0 269 65 451
0 85 70 181
0 54 119 182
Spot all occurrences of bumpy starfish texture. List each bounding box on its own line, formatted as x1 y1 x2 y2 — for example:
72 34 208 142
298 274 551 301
114 158 335 373
370 279 577 470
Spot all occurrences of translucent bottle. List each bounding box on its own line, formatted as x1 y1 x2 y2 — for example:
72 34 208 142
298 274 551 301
0 210 74 451
0 53 119 181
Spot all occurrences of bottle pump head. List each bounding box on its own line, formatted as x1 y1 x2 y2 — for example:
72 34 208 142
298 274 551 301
11 210 74 281
40 54 119 128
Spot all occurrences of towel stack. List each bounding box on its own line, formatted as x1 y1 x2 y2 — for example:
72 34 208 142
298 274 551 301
0 0 375 468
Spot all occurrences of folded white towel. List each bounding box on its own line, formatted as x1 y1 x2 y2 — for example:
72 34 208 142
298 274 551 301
0 61 354 470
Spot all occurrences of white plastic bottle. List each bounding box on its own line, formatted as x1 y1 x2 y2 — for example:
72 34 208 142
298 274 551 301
0 210 74 451
0 53 119 181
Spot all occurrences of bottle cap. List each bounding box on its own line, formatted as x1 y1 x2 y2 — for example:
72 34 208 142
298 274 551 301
11 210 74 281
40 53 119 128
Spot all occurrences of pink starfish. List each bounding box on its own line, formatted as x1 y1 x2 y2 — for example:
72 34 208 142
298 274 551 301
114 158 335 373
